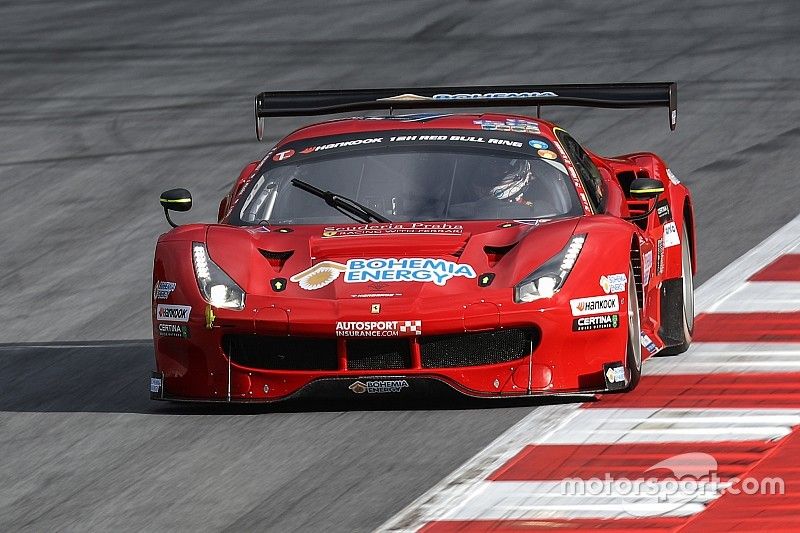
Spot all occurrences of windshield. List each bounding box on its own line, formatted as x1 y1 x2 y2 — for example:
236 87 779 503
231 129 582 225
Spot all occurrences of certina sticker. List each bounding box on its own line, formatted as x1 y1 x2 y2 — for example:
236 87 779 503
158 323 190 338
335 320 421 337
290 258 476 290
569 295 619 316
322 222 462 238
349 379 409 394
599 273 627 294
642 251 653 286
156 304 191 322
153 281 176 300
666 168 681 185
573 314 619 331
474 118 541 134
663 221 681 248
433 91 558 99
656 238 665 274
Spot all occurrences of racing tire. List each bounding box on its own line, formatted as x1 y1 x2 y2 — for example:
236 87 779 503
625 263 642 391
659 223 694 355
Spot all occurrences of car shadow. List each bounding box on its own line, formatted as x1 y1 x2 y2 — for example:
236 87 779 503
0 341 593 414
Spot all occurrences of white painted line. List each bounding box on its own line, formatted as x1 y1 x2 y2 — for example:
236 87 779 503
0 341 151 350
377 404 583 532
696 215 800 314
539 409 799 444
379 214 800 532
382 408 798 527
653 362 800 369
708 282 800 312
646 342 800 374
436 480 722 520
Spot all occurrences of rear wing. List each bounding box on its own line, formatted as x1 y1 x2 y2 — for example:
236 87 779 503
254 82 677 140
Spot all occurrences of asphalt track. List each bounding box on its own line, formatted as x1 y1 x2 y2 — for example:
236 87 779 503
0 1 798 531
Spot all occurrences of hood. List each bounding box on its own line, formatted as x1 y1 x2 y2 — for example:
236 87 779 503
206 218 580 300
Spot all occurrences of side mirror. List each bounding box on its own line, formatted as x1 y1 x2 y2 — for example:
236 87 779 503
629 178 664 200
160 188 192 227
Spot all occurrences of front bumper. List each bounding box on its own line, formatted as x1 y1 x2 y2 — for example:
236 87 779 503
152 291 631 402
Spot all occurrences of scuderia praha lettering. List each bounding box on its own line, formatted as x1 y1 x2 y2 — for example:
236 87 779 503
344 258 476 286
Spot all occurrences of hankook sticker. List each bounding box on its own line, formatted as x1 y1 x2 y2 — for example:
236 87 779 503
156 304 191 323
569 295 619 316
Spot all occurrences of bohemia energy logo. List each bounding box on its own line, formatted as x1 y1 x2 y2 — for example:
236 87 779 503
290 258 476 290
348 379 409 394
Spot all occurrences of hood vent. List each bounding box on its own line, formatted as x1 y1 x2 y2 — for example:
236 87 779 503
483 243 518 267
259 249 294 271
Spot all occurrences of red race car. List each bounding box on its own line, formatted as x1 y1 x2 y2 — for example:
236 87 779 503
150 83 695 402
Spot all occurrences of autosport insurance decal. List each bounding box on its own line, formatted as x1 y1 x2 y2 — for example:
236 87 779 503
289 258 476 290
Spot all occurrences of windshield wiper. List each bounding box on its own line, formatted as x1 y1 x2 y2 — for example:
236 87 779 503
290 178 391 223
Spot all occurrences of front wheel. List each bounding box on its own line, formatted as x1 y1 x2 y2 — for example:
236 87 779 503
660 223 694 355
625 263 642 390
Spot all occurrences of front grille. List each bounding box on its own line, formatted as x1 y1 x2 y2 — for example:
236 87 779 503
224 328 536 372
347 338 411 370
420 328 536 368
223 335 338 370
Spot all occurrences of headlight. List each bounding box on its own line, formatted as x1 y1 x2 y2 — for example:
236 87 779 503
514 234 586 303
192 242 246 310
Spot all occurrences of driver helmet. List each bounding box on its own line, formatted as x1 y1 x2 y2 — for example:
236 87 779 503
489 159 534 201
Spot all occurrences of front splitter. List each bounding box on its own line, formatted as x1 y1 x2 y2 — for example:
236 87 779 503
150 371 603 404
